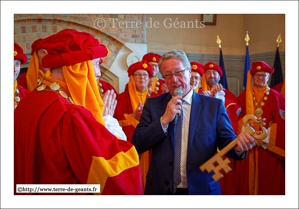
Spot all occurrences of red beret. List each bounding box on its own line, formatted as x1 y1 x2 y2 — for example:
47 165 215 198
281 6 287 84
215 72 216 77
190 61 204 77
128 60 153 78
14 43 28 64
203 62 223 77
31 38 43 55
142 52 161 63
36 29 108 68
250 61 274 74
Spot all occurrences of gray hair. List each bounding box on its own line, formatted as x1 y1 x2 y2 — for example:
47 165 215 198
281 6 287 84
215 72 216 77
158 49 191 74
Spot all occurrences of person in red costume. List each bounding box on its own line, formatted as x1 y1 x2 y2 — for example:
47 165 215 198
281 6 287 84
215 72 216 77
201 62 238 102
200 62 240 131
189 61 204 94
114 60 156 143
200 62 241 194
17 38 51 91
14 29 143 195
143 52 168 96
114 60 156 192
14 43 30 110
236 61 285 195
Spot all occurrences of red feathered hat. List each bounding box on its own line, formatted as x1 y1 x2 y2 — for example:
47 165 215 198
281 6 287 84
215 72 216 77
36 29 108 68
203 62 223 77
128 60 153 78
14 43 28 64
250 61 274 74
142 52 161 63
190 61 204 77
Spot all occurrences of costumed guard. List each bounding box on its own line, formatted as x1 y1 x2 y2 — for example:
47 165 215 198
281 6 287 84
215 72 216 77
236 61 285 195
14 43 29 110
14 29 143 195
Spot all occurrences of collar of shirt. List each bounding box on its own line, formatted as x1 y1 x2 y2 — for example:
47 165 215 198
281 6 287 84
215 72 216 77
182 89 193 106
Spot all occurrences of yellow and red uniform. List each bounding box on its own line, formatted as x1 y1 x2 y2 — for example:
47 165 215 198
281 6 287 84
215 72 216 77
15 78 142 195
14 29 143 195
236 86 285 194
14 43 30 109
235 61 285 195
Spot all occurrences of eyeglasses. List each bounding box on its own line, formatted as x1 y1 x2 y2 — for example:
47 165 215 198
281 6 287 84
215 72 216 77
162 69 187 80
191 75 200 80
205 71 219 76
253 74 269 78
133 73 149 78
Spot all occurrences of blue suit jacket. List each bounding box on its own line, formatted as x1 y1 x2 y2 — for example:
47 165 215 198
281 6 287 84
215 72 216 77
132 91 246 195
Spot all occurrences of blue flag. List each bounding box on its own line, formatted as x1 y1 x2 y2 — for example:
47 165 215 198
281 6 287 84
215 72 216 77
219 49 228 89
243 46 251 90
270 47 283 88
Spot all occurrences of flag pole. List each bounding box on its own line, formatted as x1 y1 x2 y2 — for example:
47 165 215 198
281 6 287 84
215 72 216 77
217 34 228 89
270 33 284 88
243 31 251 90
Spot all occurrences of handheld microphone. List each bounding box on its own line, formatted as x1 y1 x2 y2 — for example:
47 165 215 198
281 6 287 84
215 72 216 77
174 88 183 124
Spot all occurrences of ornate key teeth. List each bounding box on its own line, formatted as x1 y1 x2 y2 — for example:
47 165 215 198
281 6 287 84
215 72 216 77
200 114 269 182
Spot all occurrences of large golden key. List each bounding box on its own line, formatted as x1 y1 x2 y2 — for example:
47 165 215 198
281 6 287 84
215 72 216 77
199 114 268 182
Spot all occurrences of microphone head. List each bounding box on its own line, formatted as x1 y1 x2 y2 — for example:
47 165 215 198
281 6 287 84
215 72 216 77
174 88 183 97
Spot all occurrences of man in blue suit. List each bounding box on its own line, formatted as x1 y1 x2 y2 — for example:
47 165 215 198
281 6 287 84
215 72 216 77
132 49 256 195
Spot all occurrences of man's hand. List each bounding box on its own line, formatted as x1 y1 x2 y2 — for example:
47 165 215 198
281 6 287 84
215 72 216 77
211 83 224 97
161 83 169 94
102 90 117 116
253 131 265 147
161 96 182 127
148 79 154 91
234 133 256 152
131 101 144 120
203 90 212 96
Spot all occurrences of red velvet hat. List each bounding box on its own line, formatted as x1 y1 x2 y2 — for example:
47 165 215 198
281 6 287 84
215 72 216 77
250 61 274 74
190 61 204 77
36 29 108 68
128 60 153 78
203 62 223 77
31 38 43 55
142 52 161 63
14 43 28 64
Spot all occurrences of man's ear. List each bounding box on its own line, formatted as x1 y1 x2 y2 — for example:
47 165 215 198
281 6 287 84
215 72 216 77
43 49 48 55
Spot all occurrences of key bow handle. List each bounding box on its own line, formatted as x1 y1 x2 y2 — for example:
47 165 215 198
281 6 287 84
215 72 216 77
242 114 267 140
